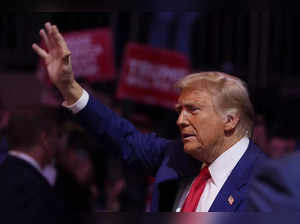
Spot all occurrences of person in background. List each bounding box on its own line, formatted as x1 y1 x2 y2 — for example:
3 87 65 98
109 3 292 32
0 106 66 224
55 129 99 217
252 114 268 154
267 135 296 158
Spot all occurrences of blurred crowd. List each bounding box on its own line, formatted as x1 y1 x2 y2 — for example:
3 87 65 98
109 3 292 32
0 92 154 222
0 12 300 223
1 78 300 222
251 89 300 159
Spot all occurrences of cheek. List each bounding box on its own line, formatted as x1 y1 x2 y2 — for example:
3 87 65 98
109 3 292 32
190 119 206 144
192 117 224 144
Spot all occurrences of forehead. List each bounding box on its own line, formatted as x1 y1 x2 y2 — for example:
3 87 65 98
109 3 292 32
177 88 213 105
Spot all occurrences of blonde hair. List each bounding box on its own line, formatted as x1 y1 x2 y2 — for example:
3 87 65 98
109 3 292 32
175 71 255 138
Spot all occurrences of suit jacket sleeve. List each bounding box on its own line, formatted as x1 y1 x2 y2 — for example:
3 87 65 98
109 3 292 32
75 94 171 176
247 151 300 211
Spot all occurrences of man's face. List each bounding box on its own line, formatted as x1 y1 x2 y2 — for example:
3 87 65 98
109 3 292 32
42 127 60 163
176 88 225 163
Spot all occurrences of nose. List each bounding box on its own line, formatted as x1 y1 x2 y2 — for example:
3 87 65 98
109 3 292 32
176 110 188 128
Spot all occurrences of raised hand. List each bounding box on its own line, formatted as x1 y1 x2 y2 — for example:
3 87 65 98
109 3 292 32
32 22 82 105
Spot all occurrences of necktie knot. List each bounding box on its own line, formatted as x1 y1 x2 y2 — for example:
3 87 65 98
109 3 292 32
199 166 210 180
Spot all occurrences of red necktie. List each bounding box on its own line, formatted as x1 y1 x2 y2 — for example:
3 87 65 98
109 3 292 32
181 165 211 212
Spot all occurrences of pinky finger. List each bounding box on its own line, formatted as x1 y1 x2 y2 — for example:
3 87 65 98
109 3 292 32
32 43 48 59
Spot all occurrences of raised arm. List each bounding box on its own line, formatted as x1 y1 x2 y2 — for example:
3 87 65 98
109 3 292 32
32 22 82 105
32 22 171 174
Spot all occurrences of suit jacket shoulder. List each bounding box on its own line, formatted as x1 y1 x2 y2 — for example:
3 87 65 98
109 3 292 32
247 151 300 211
0 156 64 224
209 141 267 211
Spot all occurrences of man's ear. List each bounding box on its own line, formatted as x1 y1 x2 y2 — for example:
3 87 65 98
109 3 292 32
224 109 240 132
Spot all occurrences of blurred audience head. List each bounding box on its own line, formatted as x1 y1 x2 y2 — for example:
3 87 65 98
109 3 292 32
6 105 59 167
267 136 296 159
127 112 152 133
264 100 298 158
252 114 268 152
57 128 96 186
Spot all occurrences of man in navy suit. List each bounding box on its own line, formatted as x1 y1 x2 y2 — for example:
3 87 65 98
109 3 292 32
33 22 266 212
0 106 66 224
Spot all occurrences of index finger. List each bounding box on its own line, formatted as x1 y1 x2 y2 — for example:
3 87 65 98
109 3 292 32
39 29 50 50
52 25 70 52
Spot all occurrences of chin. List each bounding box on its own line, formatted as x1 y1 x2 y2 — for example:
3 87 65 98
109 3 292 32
183 145 206 162
183 140 198 150
183 145 197 156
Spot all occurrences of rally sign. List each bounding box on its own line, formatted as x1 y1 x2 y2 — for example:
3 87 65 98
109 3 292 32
36 28 115 85
116 43 190 109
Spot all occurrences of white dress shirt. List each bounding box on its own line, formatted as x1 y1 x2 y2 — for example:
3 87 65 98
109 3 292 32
174 137 249 212
8 151 57 186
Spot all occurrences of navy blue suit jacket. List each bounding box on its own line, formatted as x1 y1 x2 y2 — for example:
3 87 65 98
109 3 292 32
0 155 66 224
247 151 300 211
76 95 266 212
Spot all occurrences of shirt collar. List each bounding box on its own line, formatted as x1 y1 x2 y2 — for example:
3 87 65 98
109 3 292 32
208 137 249 187
9 150 42 172
8 150 56 186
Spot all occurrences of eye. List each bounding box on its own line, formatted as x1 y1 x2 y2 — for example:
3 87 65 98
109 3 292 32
187 106 199 114
175 105 182 114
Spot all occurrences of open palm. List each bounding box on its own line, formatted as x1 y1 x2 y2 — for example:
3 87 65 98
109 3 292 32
32 22 74 87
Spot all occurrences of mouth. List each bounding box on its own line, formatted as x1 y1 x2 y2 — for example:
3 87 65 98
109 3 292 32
181 133 196 141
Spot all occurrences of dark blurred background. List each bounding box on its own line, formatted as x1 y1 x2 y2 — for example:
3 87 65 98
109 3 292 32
1 6 300 213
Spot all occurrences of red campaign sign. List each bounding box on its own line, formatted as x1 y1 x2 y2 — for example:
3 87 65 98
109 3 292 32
36 28 115 86
116 43 191 109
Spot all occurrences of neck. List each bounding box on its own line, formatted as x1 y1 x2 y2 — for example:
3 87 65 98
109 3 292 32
224 135 244 152
208 134 244 164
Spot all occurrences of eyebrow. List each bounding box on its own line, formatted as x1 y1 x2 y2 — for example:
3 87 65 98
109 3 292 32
175 103 200 111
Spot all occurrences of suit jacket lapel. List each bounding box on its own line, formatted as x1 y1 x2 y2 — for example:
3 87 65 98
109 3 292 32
209 141 263 212
209 182 246 211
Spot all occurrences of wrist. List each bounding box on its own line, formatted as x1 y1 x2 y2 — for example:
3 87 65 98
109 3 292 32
57 80 83 106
